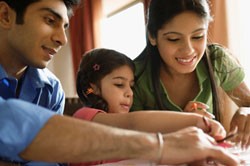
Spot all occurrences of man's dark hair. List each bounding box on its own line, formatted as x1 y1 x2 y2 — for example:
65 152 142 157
0 0 81 24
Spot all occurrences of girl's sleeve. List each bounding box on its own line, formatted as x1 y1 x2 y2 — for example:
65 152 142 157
73 107 105 121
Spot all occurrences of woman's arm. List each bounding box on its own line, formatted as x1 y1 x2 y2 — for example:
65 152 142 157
227 82 250 148
227 82 250 107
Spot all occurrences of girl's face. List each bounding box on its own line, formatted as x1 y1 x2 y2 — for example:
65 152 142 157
149 11 208 75
97 65 134 113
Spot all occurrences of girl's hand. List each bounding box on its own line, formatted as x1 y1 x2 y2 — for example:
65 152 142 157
230 107 250 149
196 116 226 140
184 101 215 119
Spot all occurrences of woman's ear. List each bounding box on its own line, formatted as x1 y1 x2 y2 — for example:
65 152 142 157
148 32 157 46
0 2 15 29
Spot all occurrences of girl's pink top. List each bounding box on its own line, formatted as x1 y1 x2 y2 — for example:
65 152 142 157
69 107 122 166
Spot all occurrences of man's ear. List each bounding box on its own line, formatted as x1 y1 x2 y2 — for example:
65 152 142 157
0 2 15 29
148 32 157 46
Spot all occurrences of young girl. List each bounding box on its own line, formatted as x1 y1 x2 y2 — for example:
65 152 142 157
68 48 228 166
131 0 250 149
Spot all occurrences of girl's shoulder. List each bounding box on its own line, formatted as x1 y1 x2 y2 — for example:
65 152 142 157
73 107 105 121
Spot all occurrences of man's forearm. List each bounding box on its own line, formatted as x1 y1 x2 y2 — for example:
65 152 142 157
20 115 159 163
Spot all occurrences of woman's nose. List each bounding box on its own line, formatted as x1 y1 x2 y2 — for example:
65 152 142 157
181 39 195 55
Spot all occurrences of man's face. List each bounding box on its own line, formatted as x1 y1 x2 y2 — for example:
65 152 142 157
7 0 69 69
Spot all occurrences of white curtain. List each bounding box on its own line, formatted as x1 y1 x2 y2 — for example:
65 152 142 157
227 0 250 87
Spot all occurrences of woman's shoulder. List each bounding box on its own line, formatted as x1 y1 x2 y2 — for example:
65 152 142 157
207 43 239 66
134 62 153 88
207 43 244 90
208 43 229 57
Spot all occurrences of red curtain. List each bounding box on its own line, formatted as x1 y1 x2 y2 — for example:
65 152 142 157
209 0 229 47
143 0 151 24
69 0 102 80
69 0 94 80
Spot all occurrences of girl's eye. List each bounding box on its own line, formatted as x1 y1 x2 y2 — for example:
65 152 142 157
115 84 124 88
167 38 179 42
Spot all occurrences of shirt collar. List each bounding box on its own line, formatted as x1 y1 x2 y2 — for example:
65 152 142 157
0 65 53 91
196 60 209 85
154 60 209 93
25 67 53 91
0 64 8 79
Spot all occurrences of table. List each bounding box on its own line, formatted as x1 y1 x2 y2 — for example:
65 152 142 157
228 146 250 165
98 148 250 166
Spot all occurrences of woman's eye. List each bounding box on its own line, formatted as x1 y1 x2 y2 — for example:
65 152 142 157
193 36 204 40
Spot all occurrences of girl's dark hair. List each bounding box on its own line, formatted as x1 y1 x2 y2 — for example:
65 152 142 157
1 0 80 24
135 0 220 121
76 48 135 112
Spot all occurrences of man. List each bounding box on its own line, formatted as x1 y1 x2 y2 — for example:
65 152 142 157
0 0 243 166
0 0 68 113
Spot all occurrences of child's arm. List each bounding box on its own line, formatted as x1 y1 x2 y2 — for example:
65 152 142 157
92 111 226 139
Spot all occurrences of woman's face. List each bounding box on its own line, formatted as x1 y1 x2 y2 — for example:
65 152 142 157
149 11 208 75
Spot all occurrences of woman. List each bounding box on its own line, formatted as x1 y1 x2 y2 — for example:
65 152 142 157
131 0 250 149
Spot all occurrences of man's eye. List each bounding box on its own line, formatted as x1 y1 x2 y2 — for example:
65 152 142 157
45 17 56 25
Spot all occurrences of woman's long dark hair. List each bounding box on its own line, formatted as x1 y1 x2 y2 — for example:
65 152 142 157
134 0 220 121
77 48 135 112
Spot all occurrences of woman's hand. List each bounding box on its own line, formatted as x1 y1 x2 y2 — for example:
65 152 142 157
230 107 250 149
184 101 215 119
196 116 226 140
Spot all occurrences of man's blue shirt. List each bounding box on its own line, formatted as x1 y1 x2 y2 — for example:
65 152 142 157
0 65 65 114
0 65 65 165
0 97 55 164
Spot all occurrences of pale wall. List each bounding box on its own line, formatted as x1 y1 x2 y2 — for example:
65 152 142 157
47 31 77 97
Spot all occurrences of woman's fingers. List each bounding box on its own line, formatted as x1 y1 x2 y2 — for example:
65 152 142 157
184 101 214 119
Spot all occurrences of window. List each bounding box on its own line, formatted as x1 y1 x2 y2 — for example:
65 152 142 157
227 0 250 86
101 2 146 60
